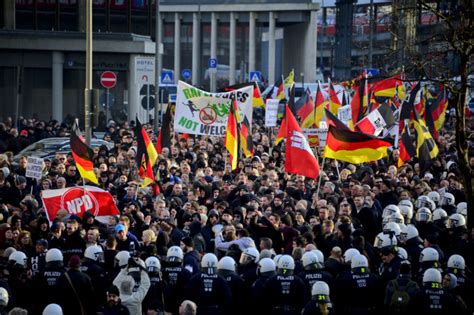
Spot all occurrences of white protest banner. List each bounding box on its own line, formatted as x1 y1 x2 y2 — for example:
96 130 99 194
174 81 253 136
303 128 328 149
337 105 352 127
265 99 279 127
26 157 43 180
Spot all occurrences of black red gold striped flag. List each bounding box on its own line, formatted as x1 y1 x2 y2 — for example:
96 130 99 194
398 122 416 167
324 125 393 164
156 104 173 154
301 83 326 129
240 116 253 158
328 81 342 115
135 118 158 187
225 100 239 169
324 108 351 131
425 84 448 140
70 120 98 184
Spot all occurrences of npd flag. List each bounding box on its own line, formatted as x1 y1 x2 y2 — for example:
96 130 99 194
42 186 119 223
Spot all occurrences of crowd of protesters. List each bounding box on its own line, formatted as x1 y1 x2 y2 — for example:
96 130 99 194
0 107 473 315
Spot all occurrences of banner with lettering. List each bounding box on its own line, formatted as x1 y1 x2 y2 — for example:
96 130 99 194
42 186 119 223
174 81 253 136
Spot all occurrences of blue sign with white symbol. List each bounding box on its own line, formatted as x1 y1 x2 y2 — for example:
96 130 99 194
181 69 192 80
161 70 174 84
365 68 380 77
208 58 218 69
249 71 262 82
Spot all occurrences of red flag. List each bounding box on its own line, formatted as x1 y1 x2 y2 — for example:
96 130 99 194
41 186 119 223
285 105 320 179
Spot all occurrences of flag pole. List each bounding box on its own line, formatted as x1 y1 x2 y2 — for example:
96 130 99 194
334 159 341 180
315 156 326 199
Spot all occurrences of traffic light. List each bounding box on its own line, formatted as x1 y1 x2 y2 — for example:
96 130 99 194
140 84 155 110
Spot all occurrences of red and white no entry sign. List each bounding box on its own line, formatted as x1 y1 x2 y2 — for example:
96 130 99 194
100 71 117 89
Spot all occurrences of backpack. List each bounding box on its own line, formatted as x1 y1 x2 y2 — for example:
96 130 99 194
389 278 417 314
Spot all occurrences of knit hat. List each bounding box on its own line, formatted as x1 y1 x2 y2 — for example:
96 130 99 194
68 255 81 268
107 285 120 296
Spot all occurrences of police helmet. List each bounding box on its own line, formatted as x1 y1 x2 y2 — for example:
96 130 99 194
423 268 442 284
432 208 448 222
388 212 405 225
45 248 63 263
398 199 414 212
351 254 369 269
201 253 218 269
115 251 131 268
217 256 236 273
2 247 16 259
42 303 63 315
415 207 432 223
448 213 466 228
456 202 467 217
440 192 455 206
416 195 434 210
420 247 439 263
239 247 259 265
399 205 413 221
0 287 8 307
311 281 330 301
382 205 400 218
9 251 27 268
427 191 440 206
258 258 276 276
343 248 360 264
397 247 408 260
383 222 402 237
447 254 465 271
277 255 295 272
302 252 318 269
84 245 104 262
273 254 282 266
374 233 397 249
145 256 161 273
400 225 419 243
167 246 184 262
312 249 325 269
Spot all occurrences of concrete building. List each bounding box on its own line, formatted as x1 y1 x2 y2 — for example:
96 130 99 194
0 0 319 125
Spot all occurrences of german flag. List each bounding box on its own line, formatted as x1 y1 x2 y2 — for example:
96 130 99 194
240 116 253 158
156 104 173 154
350 79 367 127
223 82 264 108
398 122 416 167
294 88 313 120
425 84 448 140
371 74 405 99
413 109 438 171
70 120 98 184
328 81 342 115
324 125 393 164
225 99 239 170
135 118 158 187
302 83 327 129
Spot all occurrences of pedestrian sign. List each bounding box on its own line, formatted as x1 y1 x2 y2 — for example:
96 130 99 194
182 69 192 80
208 58 218 69
161 70 174 84
249 71 262 82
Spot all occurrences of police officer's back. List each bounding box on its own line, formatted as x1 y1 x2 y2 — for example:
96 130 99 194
33 248 65 310
185 253 232 315
334 254 382 315
298 251 333 303
80 245 108 307
217 256 244 315
262 255 306 315
409 268 462 315
302 281 334 315
251 258 276 315
143 256 168 314
162 246 192 314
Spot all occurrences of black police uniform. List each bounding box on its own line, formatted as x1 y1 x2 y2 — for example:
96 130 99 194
80 259 108 306
185 271 232 315
162 261 192 314
143 271 168 313
409 283 463 315
298 269 334 303
262 273 306 315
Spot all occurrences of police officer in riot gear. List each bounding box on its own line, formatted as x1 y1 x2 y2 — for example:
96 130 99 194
446 254 474 313
143 256 168 314
302 281 334 315
217 256 244 315
251 258 276 315
298 251 333 303
185 253 232 315
81 245 108 306
162 246 192 314
262 255 306 315
33 248 65 311
409 268 463 314
335 254 382 315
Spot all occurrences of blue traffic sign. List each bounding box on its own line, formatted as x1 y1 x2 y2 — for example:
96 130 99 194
161 70 174 84
249 71 262 82
364 68 379 77
208 58 218 69
181 69 192 80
